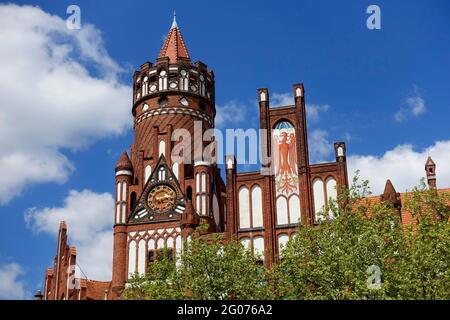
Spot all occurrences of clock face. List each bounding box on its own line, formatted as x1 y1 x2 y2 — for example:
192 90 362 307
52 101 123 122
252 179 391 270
147 185 177 213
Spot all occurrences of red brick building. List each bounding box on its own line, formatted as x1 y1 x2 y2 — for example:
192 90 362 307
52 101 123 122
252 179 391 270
40 16 445 300
41 222 111 300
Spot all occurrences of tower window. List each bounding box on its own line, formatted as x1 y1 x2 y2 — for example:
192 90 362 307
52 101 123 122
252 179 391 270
186 186 193 200
179 97 189 106
167 250 174 262
158 97 168 107
130 192 137 211
148 250 155 264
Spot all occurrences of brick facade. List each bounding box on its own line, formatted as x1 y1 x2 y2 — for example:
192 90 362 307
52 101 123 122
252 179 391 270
40 16 447 300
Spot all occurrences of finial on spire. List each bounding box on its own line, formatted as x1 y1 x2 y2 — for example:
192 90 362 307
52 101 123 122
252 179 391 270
171 11 178 29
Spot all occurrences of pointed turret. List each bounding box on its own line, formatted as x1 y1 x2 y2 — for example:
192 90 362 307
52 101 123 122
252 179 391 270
158 12 191 64
115 151 133 172
380 179 401 210
425 156 437 188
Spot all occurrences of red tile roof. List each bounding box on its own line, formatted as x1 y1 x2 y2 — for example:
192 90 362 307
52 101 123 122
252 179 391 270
159 21 191 64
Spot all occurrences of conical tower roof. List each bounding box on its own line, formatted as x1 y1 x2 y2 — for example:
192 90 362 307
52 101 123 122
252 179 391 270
158 12 191 64
115 151 133 172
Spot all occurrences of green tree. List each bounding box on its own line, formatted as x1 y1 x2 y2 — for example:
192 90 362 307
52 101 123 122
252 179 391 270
124 175 450 300
391 181 450 299
123 231 272 300
273 176 450 300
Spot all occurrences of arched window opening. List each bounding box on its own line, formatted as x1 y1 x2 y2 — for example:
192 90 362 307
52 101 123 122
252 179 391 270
186 186 192 200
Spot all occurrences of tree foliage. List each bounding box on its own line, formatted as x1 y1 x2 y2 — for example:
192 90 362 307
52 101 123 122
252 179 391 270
123 232 273 300
124 175 450 300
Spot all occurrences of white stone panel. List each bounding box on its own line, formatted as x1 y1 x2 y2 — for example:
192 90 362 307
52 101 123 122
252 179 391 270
201 194 207 215
289 195 301 224
128 241 136 277
326 177 337 219
116 204 120 224
238 187 250 229
201 173 206 192
240 237 250 250
276 197 289 225
172 162 179 180
278 234 289 254
145 165 152 183
253 236 264 259
326 177 337 202
313 178 325 221
121 203 126 224
157 237 164 250
195 173 200 192
117 182 121 202
167 237 174 248
137 239 146 275
251 186 263 228
213 194 220 226
148 238 155 251
159 140 166 156
122 181 127 201
196 195 200 214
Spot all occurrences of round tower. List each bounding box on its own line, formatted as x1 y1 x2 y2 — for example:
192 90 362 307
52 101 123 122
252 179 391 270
111 151 133 297
111 15 226 298
131 13 216 195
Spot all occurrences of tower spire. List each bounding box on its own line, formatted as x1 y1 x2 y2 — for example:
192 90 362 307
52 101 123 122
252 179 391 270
171 11 178 29
158 12 191 64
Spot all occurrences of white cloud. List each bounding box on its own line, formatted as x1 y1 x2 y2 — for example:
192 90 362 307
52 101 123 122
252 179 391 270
307 104 330 122
271 92 329 122
215 93 329 129
348 141 450 194
0 263 30 300
215 101 248 127
309 129 334 163
394 94 426 122
25 189 114 281
0 4 131 204
271 92 294 107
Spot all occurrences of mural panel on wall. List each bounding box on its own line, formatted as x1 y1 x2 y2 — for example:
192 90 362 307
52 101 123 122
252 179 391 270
272 121 299 197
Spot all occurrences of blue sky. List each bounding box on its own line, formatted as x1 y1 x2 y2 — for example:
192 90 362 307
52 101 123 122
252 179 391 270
0 0 449 299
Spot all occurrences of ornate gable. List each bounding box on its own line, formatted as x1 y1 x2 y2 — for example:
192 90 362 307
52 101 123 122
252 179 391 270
128 155 186 224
